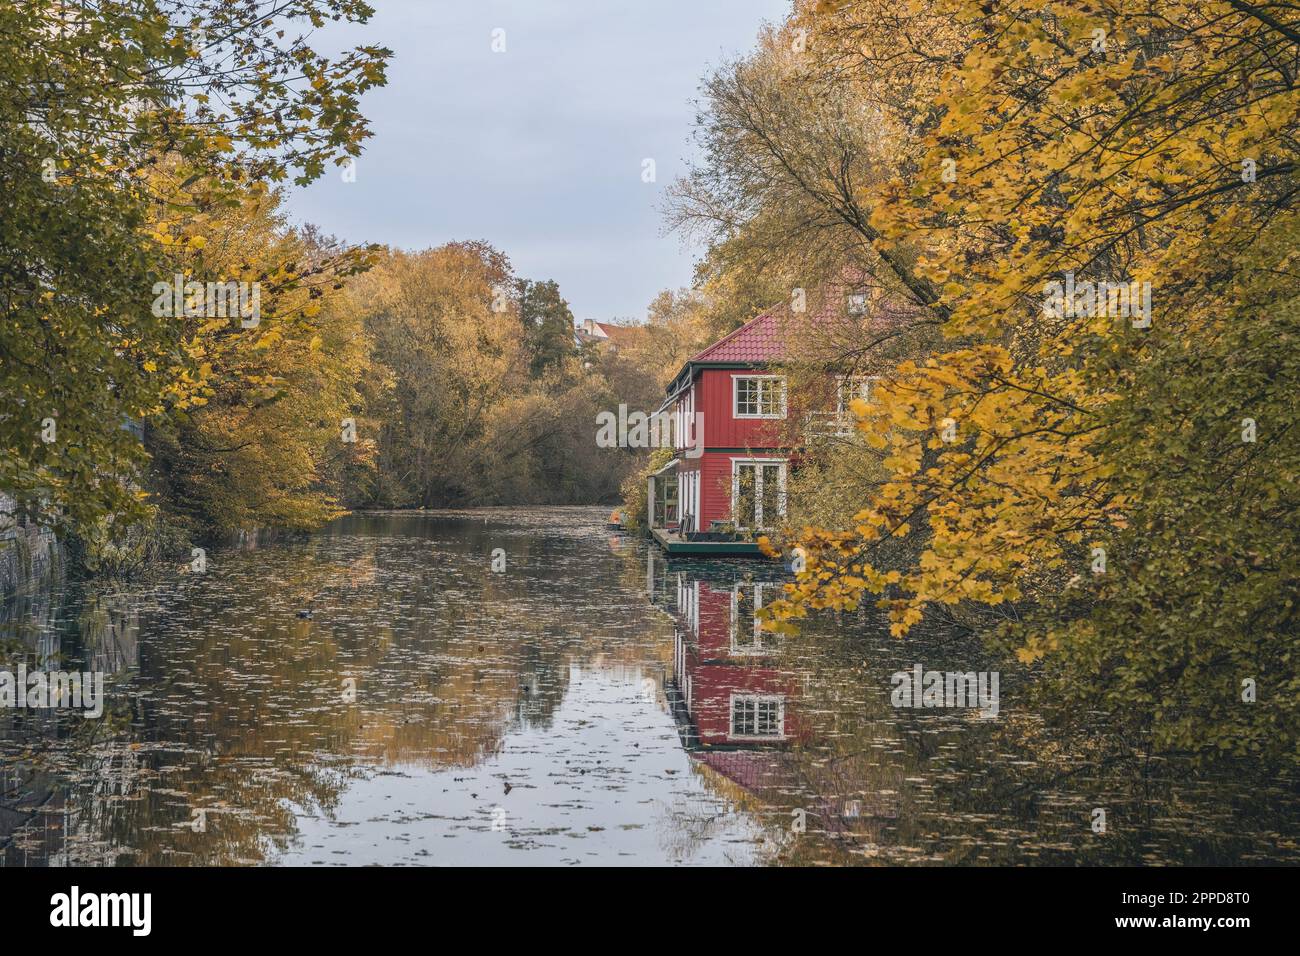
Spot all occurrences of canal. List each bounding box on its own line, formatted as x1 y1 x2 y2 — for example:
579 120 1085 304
2 508 1296 865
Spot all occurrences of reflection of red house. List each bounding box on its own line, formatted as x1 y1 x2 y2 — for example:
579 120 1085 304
669 577 807 748
694 749 790 794
651 556 902 837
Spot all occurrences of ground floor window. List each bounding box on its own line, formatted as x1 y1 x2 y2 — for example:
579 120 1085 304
731 459 786 530
651 473 678 528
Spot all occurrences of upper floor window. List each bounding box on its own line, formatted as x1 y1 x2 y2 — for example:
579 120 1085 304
837 375 876 416
846 292 870 316
734 375 787 419
674 384 699 450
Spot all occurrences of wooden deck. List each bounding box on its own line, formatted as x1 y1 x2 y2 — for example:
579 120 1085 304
650 527 767 557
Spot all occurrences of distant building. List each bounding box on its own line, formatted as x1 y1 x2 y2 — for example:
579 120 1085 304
575 318 641 352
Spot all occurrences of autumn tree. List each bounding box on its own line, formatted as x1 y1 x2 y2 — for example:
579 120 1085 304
352 243 522 507
516 279 576 378
0 1 388 536
142 183 377 536
684 0 1300 766
354 245 642 508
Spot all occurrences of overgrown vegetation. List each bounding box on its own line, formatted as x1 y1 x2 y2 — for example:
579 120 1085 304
666 0 1299 768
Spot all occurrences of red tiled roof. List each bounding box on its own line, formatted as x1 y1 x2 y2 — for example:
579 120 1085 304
687 305 788 364
680 275 920 378
576 320 644 350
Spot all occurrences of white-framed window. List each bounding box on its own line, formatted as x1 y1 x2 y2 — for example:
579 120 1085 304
733 375 786 419
731 458 787 530
676 574 696 629
652 472 678 527
679 469 700 533
836 374 876 416
674 384 696 450
729 694 785 740
846 292 870 316
695 471 702 532
731 582 773 655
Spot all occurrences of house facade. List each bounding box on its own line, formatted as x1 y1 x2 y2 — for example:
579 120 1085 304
650 306 791 537
647 287 877 547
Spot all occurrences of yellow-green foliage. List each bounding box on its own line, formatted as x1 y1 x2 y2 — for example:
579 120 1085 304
0 0 388 537
693 0 1300 766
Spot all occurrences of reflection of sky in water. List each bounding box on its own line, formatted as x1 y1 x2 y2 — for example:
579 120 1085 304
2 507 1297 867
0 509 777 866
278 666 762 866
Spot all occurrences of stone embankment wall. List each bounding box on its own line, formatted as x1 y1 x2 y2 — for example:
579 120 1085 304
0 492 61 599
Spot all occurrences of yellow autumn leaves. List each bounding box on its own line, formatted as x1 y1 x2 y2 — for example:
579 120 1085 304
754 1 1297 659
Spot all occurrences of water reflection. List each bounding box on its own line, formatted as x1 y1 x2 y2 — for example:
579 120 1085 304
1 508 1296 866
650 554 904 857
648 549 1300 865
2 510 767 866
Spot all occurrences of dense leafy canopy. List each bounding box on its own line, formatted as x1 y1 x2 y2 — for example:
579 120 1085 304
676 0 1299 766
1 0 388 533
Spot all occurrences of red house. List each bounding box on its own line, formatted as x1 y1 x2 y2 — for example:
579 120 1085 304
647 283 879 555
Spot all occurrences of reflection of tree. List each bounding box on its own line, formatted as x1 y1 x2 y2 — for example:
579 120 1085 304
2 580 138 862
767 617 1300 866
652 787 770 866
638 550 1300 866
1 511 683 865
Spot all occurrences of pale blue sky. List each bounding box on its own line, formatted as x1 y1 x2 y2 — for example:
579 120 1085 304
285 0 790 322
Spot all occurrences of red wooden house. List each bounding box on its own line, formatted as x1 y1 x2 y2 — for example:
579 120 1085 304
647 282 881 555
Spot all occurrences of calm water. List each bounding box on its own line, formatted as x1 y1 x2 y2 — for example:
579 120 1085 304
1 508 1296 866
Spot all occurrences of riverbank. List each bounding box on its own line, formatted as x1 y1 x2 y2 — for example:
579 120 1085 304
0 494 61 601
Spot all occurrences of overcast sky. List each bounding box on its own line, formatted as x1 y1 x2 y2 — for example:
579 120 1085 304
284 0 790 323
